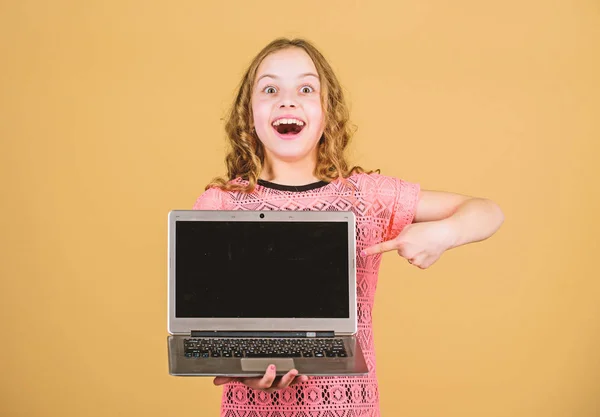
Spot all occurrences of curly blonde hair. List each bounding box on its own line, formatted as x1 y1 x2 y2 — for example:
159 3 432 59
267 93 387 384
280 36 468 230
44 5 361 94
207 38 376 192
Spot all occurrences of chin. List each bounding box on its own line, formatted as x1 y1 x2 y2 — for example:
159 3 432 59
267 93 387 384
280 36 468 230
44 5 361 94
269 151 313 162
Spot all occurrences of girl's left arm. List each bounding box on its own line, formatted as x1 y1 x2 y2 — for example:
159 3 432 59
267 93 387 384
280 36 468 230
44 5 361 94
363 190 504 268
413 190 505 249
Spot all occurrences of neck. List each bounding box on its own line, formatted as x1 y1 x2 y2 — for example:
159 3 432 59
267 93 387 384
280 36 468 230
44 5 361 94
260 156 319 186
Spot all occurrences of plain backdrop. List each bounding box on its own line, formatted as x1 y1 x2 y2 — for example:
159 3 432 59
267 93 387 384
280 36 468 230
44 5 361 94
1 0 598 416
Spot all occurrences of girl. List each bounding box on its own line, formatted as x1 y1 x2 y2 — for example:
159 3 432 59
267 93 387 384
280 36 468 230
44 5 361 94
193 38 504 417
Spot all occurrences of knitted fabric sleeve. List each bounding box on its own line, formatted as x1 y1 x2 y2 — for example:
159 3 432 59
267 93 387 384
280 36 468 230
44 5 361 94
386 178 421 241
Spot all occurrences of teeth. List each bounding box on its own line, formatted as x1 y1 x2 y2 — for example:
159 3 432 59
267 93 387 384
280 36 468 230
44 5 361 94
272 118 305 127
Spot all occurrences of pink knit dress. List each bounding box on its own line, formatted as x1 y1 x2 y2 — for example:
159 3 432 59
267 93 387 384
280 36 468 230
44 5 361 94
193 172 421 417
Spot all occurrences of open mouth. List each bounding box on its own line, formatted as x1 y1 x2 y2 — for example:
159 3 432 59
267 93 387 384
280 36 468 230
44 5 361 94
272 118 305 137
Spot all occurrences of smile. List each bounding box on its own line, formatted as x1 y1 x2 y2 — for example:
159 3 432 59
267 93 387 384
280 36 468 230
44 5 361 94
271 118 306 136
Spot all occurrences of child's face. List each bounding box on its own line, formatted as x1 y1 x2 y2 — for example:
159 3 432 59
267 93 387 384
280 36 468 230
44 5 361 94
252 47 325 169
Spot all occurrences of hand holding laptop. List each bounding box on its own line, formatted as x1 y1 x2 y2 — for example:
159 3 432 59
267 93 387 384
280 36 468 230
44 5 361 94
213 364 309 392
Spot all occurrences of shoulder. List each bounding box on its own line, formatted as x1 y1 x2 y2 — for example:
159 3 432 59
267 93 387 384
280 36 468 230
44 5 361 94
192 178 249 210
346 172 420 196
192 187 225 210
349 173 421 225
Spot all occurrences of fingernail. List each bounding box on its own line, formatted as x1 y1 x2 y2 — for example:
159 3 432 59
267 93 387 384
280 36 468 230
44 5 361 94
360 250 367 257
269 365 275 371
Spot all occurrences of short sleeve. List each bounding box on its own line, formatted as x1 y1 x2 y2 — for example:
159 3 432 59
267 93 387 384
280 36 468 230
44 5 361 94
192 187 225 210
386 178 421 241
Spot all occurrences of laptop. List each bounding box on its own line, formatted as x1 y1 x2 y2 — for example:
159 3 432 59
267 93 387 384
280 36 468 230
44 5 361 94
167 209 369 377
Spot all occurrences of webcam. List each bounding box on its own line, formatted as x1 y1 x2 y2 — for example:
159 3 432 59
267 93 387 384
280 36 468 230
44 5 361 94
259 213 265 219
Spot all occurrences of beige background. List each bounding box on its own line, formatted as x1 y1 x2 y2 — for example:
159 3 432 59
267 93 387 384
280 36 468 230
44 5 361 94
1 0 599 416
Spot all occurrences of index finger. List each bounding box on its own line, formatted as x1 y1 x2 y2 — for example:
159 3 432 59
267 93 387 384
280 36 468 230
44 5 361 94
361 240 397 257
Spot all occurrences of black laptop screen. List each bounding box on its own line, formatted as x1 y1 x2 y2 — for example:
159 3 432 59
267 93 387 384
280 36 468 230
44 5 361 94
175 221 350 318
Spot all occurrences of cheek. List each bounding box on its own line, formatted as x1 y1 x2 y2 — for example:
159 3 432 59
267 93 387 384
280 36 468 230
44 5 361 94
251 100 270 127
251 101 275 144
254 113 269 128
306 101 325 130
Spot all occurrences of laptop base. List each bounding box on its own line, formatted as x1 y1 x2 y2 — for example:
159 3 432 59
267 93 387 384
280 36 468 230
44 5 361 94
168 335 369 377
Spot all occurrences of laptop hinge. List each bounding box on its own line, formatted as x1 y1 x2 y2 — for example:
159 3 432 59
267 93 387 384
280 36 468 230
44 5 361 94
190 330 335 338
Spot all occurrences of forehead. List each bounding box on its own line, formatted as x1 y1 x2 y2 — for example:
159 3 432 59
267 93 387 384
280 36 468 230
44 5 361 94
255 47 318 81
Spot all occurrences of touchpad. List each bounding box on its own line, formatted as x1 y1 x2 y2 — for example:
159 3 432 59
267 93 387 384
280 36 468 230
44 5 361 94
241 358 295 372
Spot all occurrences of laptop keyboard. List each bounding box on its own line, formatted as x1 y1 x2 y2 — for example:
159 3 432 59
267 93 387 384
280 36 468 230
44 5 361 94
184 338 349 358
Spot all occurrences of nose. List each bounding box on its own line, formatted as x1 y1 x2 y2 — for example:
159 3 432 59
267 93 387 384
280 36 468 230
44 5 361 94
278 91 297 108
279 101 296 108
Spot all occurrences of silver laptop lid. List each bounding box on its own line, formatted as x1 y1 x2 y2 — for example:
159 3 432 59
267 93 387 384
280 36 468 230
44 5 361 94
168 210 357 335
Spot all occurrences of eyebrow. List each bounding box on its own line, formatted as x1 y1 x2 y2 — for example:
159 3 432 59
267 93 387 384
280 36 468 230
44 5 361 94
256 72 320 83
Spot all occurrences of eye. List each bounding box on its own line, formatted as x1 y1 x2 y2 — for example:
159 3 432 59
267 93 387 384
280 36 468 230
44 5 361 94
300 85 314 94
263 86 277 94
